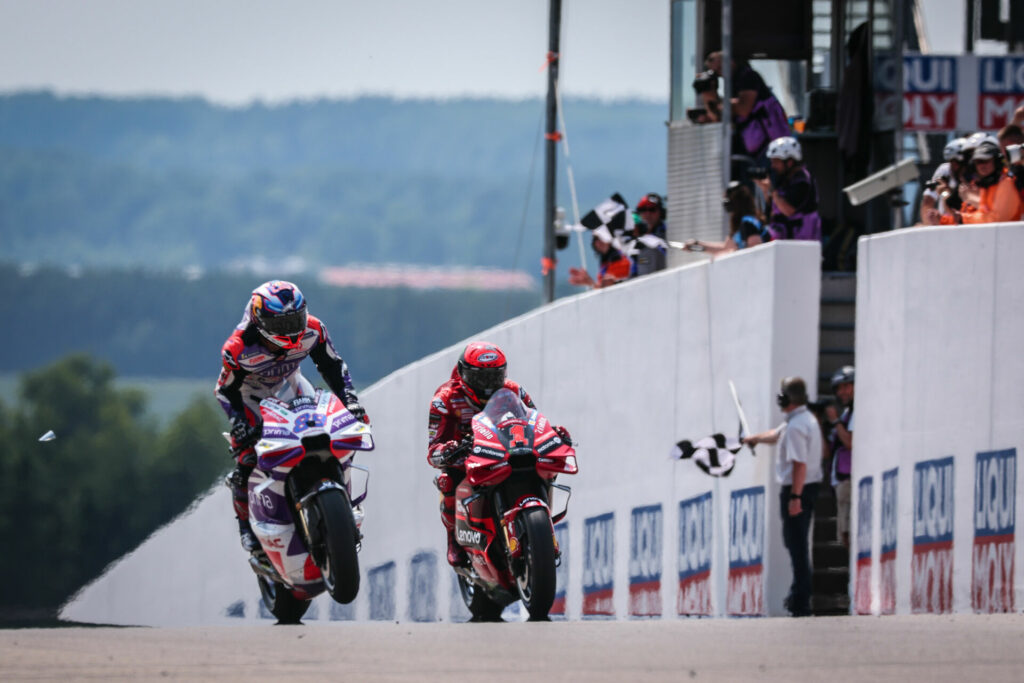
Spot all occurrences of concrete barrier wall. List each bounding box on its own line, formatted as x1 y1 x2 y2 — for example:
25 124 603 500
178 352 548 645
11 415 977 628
61 241 821 626
852 224 1024 615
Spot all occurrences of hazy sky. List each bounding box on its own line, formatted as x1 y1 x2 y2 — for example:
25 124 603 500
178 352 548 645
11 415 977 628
0 0 971 105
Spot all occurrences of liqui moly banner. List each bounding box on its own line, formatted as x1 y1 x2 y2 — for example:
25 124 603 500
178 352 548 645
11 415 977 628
880 468 898 614
855 477 873 615
876 54 1024 132
583 512 615 617
677 493 713 616
727 486 765 616
973 448 1016 614
551 522 569 617
628 505 662 617
912 457 955 613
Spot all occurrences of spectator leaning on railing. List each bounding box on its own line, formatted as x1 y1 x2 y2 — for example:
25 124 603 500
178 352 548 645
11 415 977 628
685 181 771 258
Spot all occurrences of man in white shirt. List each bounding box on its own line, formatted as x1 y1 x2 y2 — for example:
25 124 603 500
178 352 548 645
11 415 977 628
744 376 823 616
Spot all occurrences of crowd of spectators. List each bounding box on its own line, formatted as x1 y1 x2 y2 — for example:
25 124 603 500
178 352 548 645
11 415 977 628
568 193 669 289
919 117 1024 227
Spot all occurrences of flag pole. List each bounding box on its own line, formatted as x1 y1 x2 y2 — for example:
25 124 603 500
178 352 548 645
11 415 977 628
542 0 562 305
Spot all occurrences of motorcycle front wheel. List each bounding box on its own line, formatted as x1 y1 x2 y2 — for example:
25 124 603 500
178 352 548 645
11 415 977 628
314 488 361 604
515 507 557 621
257 576 310 624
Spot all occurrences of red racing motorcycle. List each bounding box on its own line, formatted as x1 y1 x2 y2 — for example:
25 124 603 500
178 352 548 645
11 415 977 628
451 388 578 621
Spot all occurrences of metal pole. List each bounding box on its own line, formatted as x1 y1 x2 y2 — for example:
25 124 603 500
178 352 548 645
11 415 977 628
965 0 974 53
721 0 732 240
893 0 905 230
542 0 562 305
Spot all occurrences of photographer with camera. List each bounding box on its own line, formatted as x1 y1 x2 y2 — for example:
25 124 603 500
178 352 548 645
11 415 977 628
919 137 967 222
753 137 821 241
689 69 722 124
925 137 1022 225
705 51 791 162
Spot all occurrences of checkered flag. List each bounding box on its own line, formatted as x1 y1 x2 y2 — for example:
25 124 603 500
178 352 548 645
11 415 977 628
574 193 630 246
671 433 744 477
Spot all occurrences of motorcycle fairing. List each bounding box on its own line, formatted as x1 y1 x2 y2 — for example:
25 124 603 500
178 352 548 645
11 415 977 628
248 468 325 595
500 494 553 560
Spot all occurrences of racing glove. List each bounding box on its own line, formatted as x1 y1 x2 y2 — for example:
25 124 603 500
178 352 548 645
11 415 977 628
430 440 464 468
230 415 262 450
554 425 573 446
347 402 370 425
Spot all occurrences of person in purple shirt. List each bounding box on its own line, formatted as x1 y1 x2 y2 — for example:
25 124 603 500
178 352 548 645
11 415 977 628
753 137 821 242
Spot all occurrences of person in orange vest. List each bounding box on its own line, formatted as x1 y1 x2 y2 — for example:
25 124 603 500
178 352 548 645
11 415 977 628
925 137 1022 225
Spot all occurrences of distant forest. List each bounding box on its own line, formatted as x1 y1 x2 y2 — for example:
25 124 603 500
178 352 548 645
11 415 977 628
1 264 539 385
0 92 667 270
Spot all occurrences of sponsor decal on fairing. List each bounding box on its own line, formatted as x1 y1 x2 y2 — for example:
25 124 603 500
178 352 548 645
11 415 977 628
628 504 662 617
677 492 712 616
583 512 615 616
973 448 1015 613
855 477 873 614
727 486 764 616
912 457 954 613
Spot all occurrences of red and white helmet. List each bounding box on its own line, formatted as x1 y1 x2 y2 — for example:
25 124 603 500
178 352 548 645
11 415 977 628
457 341 507 407
250 280 308 350
766 136 802 162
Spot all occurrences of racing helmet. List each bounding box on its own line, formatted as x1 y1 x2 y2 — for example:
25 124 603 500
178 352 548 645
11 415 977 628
766 136 802 162
457 341 507 407
250 280 308 350
830 365 855 389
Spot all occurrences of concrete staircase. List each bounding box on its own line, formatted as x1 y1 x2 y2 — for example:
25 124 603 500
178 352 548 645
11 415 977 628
812 271 856 616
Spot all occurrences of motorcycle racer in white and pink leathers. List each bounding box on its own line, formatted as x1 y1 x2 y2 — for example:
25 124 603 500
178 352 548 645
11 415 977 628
215 280 368 552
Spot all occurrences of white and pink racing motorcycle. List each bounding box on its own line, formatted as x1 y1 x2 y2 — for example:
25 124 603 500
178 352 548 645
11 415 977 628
236 377 374 623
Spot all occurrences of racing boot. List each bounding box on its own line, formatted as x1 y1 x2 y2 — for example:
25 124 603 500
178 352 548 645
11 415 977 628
237 518 261 553
446 526 468 567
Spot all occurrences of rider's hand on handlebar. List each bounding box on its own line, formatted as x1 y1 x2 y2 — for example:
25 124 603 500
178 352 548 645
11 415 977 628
230 416 262 449
347 402 370 425
432 440 465 468
555 425 573 446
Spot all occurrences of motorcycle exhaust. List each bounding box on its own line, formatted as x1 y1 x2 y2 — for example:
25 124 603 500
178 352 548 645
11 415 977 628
248 554 285 584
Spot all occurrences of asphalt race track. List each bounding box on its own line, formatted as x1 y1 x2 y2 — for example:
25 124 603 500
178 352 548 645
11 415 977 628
3 614 1024 681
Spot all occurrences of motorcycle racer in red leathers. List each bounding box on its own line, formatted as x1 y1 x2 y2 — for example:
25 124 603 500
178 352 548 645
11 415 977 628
428 341 571 566
216 280 368 552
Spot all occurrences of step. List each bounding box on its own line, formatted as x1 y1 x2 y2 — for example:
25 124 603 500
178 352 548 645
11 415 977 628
819 324 855 351
814 516 837 543
813 541 849 568
813 566 849 595
819 301 856 326
820 272 857 299
813 593 851 616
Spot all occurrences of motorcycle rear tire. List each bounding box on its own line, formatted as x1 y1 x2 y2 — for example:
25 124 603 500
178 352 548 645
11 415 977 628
515 507 557 621
257 575 310 624
457 574 505 622
314 488 361 604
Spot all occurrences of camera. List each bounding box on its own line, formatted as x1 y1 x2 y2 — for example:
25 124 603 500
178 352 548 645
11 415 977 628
748 166 769 181
692 70 718 95
1007 143 1024 166
924 180 939 191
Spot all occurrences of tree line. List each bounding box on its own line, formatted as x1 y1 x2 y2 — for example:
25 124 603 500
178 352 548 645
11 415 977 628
0 354 227 619
0 92 666 270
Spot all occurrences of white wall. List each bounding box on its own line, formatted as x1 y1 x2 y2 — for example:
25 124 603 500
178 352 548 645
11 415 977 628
60 241 820 626
852 223 1024 615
